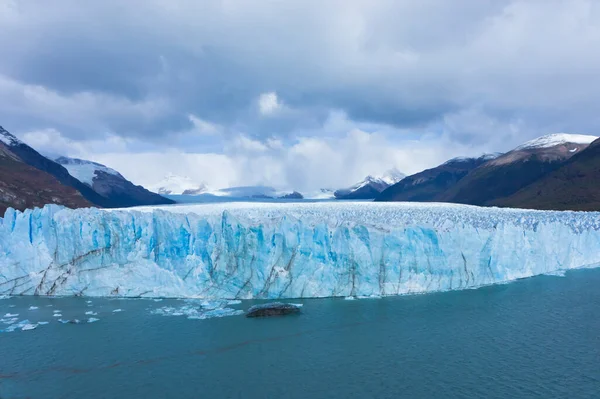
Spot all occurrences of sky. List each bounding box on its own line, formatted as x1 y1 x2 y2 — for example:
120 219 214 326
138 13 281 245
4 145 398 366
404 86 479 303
1 0 600 191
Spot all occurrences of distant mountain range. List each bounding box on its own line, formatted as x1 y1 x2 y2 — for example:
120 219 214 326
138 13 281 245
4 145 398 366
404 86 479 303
151 168 406 201
0 125 173 214
3 123 599 214
377 133 600 211
334 168 406 200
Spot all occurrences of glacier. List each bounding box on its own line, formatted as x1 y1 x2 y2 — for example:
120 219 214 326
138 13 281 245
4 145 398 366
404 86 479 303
1 202 600 299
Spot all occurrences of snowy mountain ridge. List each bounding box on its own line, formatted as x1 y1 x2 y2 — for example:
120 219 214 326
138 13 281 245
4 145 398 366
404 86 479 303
515 133 598 151
0 126 23 147
54 156 122 186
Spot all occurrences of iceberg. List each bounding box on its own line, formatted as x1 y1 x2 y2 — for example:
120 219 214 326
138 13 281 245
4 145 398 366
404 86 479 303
1 202 600 299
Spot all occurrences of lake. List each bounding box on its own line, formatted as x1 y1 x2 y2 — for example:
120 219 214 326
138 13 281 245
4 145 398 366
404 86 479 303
1 268 599 398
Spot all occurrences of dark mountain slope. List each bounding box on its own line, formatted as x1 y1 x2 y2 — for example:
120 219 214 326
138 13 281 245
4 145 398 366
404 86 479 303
493 138 600 211
375 155 497 202
0 142 91 215
437 135 595 206
55 156 174 207
1 126 114 207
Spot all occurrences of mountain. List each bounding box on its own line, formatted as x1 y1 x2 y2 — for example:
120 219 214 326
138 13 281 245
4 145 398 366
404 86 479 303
149 174 209 195
0 125 173 210
335 168 406 200
493 137 600 211
0 140 92 215
437 133 598 206
1 126 115 208
376 154 500 202
55 156 174 208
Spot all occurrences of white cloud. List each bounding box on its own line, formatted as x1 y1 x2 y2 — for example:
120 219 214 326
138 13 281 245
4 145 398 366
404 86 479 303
0 73 170 139
15 112 495 192
188 114 221 135
257 92 282 116
21 128 131 158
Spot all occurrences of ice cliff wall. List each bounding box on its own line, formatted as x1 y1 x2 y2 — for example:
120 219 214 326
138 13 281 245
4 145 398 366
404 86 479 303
1 203 599 298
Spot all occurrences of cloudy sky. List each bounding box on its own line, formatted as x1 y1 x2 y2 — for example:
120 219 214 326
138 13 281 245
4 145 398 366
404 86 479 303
1 0 599 190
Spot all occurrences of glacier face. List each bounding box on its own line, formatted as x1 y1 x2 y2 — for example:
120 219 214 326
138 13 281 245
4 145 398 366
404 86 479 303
1 202 600 299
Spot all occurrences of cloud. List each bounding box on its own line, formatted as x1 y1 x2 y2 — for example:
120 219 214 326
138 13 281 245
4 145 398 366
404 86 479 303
187 114 221 135
2 0 600 189
257 92 283 116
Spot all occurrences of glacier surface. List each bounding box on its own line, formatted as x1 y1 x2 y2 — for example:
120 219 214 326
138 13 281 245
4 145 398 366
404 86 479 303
1 202 600 299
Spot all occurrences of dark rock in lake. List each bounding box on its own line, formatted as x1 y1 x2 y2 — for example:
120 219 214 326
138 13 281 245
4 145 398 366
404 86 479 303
246 302 302 318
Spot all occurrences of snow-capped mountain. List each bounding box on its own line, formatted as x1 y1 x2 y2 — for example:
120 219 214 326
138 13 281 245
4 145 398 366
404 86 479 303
151 174 304 199
439 133 599 206
379 167 406 185
55 156 174 207
1 126 115 209
515 133 597 151
0 128 91 214
55 156 122 186
334 168 406 200
149 174 209 195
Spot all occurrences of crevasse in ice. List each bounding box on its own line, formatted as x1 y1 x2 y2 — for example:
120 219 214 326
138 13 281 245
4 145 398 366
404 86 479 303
1 202 599 298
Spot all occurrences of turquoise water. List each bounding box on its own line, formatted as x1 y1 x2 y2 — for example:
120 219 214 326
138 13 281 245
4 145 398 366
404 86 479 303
1 269 600 398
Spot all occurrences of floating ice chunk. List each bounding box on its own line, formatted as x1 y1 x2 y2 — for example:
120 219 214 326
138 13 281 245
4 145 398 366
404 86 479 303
0 295 9 300
189 308 244 320
85 311 98 315
344 296 355 301
28 306 39 310
58 319 69 324
4 313 18 317
227 300 242 305
53 313 63 317
86 301 93 304
289 303 303 308
112 309 124 313
21 324 37 331
38 321 49 325
544 270 567 277
53 310 61 313
151 303 243 320
153 299 163 302
87 318 100 323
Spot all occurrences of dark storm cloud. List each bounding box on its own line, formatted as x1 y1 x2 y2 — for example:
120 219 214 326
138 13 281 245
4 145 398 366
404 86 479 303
1 0 600 148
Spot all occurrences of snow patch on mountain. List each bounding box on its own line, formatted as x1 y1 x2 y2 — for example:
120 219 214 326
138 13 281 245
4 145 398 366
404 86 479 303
55 156 121 186
516 134 598 151
443 153 502 165
379 168 406 185
0 126 23 147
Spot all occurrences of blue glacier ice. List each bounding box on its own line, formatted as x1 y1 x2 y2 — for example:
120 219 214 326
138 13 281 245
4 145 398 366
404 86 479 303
1 202 600 299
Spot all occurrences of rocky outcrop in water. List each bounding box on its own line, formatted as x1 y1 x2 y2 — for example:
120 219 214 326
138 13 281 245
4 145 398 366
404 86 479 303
246 303 302 318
